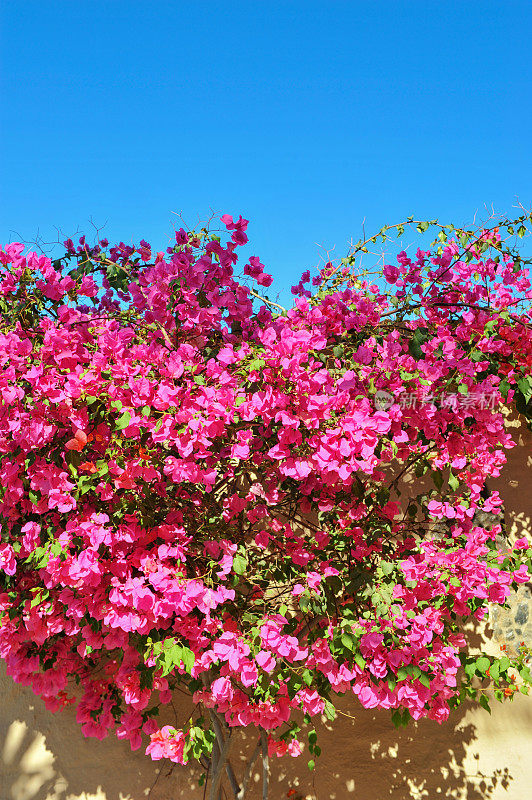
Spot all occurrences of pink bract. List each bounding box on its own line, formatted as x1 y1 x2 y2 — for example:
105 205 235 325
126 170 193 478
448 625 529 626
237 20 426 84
0 213 531 773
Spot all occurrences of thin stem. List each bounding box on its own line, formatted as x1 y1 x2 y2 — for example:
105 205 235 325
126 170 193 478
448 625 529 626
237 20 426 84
236 739 261 800
200 675 240 798
260 729 269 800
209 730 235 800
210 740 220 800
100 256 175 349
208 709 240 798
249 289 286 312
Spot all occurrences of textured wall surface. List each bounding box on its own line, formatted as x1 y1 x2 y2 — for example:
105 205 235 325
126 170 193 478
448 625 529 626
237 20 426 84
2 663 532 800
2 415 531 800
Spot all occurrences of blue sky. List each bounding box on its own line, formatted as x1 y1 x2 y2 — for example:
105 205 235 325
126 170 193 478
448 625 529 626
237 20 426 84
1 0 531 304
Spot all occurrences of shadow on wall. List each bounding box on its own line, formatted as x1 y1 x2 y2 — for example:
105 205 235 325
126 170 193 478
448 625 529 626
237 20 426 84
488 412 532 544
3 658 532 800
0 659 160 800
2 414 532 800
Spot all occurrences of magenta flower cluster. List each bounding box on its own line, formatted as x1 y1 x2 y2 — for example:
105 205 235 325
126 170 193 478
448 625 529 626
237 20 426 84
0 215 531 771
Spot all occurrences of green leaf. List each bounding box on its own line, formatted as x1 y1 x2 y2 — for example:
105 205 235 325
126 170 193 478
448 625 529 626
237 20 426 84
308 759 315 771
517 225 527 238
302 669 313 687
158 641 195 676
391 708 410 728
49 541 64 557
519 666 532 684
110 400 123 410
476 656 490 675
248 358 266 372
418 672 431 688
30 589 49 608
287 676 303 696
232 554 248 575
518 376 532 404
341 632 355 651
499 380 510 400
408 328 428 361
515 389 529 416
490 662 500 681
181 647 196 674
498 656 510 673
115 411 132 430
391 710 403 728
353 653 366 669
299 595 310 612
323 699 337 720
464 661 477 678
161 643 181 675
448 471 459 492
479 694 491 714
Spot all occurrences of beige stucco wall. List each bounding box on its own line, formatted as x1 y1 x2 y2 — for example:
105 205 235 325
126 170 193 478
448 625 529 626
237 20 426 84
2 416 532 800
2 664 532 800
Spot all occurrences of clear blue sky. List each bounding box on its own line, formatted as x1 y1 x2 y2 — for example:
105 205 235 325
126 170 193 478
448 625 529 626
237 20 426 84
1 0 531 304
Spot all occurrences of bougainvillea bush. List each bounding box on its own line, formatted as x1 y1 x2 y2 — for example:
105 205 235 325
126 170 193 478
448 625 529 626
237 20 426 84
1 212 532 798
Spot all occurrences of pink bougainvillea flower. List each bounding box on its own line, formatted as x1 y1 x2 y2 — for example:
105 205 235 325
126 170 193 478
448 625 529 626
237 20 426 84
1 211 532 774
514 537 530 550
0 544 16 575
